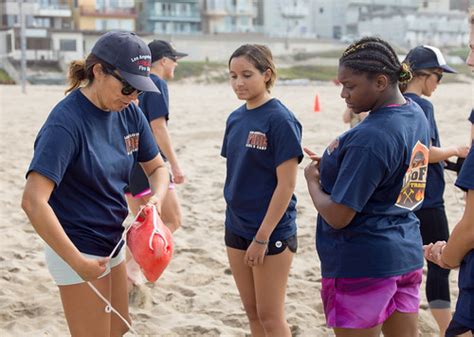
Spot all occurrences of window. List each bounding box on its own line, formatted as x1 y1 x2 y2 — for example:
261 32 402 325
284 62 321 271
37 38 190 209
6 33 12 53
59 39 76 51
15 37 51 50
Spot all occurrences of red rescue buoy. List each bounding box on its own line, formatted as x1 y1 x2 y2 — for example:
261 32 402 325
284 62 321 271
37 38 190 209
127 206 173 282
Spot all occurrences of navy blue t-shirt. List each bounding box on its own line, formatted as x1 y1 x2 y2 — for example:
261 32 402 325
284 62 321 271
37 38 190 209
138 73 169 122
27 89 159 256
453 147 474 328
405 93 444 209
221 99 303 241
469 109 474 124
317 99 430 278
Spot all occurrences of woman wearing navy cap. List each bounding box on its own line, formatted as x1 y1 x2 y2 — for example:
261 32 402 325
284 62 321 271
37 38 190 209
402 44 470 336
425 10 474 336
21 31 169 336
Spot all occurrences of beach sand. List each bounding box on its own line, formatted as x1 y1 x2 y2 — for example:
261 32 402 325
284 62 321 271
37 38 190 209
0 81 472 336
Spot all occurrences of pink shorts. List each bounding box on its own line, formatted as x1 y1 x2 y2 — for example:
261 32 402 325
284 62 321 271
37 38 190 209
321 268 422 329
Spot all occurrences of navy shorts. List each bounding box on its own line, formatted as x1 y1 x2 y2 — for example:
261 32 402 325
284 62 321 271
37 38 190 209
225 227 297 256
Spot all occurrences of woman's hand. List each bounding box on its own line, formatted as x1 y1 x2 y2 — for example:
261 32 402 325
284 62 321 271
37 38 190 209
456 145 470 158
74 256 110 282
171 163 185 184
146 194 162 215
244 241 267 267
304 147 321 182
423 241 449 269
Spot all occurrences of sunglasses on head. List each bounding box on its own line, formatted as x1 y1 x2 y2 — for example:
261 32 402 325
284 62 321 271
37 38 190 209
106 69 142 96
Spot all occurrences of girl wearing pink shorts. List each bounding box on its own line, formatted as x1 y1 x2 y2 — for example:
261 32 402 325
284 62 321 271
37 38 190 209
305 37 430 337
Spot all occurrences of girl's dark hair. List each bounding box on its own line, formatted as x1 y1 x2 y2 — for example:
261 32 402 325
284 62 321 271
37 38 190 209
228 44 277 92
65 54 114 94
339 36 412 85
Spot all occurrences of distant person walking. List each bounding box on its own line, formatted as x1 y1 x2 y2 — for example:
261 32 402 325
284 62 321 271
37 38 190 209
402 45 470 337
222 44 303 336
21 31 169 336
305 37 430 337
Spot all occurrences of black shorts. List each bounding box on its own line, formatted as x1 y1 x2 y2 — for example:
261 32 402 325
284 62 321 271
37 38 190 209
415 207 449 245
225 227 297 256
124 164 173 197
124 164 150 196
445 319 474 337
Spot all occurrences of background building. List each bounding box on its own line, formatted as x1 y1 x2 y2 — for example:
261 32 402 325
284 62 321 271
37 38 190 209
70 0 136 31
137 0 201 34
201 0 257 34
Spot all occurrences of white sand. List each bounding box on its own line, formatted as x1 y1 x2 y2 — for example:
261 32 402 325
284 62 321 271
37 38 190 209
0 81 472 336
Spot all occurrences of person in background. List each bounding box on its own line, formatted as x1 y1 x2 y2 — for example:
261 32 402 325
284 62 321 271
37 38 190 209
305 37 430 337
342 107 368 128
222 44 303 337
21 31 169 336
124 40 187 287
401 45 470 337
424 10 474 337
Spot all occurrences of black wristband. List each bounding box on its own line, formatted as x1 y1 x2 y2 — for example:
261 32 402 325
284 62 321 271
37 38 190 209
253 236 269 245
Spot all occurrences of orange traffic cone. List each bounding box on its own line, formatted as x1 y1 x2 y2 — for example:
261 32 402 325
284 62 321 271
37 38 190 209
313 94 321 113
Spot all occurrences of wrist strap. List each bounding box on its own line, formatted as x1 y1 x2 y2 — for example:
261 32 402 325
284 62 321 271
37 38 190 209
253 236 269 245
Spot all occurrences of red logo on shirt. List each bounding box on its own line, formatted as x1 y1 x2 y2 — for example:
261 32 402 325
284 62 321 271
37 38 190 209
246 131 267 150
124 133 139 155
395 141 429 210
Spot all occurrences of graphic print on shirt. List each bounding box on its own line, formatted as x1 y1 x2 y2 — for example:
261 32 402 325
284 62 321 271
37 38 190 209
246 131 268 150
395 140 429 210
124 133 140 155
326 138 340 155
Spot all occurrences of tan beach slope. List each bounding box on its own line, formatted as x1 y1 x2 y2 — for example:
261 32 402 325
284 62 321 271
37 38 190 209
0 81 472 336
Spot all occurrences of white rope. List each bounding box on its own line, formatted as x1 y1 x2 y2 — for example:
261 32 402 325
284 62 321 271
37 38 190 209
149 206 168 251
85 205 148 336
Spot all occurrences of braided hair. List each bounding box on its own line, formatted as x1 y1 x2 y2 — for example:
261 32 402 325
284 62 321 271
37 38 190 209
339 37 412 85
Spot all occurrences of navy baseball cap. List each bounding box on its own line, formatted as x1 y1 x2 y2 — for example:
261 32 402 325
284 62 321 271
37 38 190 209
92 31 159 93
404 45 456 73
148 40 188 63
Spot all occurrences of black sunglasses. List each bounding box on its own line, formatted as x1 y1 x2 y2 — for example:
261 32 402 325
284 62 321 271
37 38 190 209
433 72 443 83
165 54 179 62
107 71 142 96
420 71 443 83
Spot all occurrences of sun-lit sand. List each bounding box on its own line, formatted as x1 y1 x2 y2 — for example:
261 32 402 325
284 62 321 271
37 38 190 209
0 80 472 336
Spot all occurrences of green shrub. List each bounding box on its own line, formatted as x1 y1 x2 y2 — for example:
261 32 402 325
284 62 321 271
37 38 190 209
0 68 15 84
278 65 338 81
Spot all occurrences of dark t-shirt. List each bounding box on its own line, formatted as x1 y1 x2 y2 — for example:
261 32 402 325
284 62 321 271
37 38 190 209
404 93 444 209
317 99 430 278
453 147 474 328
139 73 169 122
221 99 303 241
27 89 158 256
